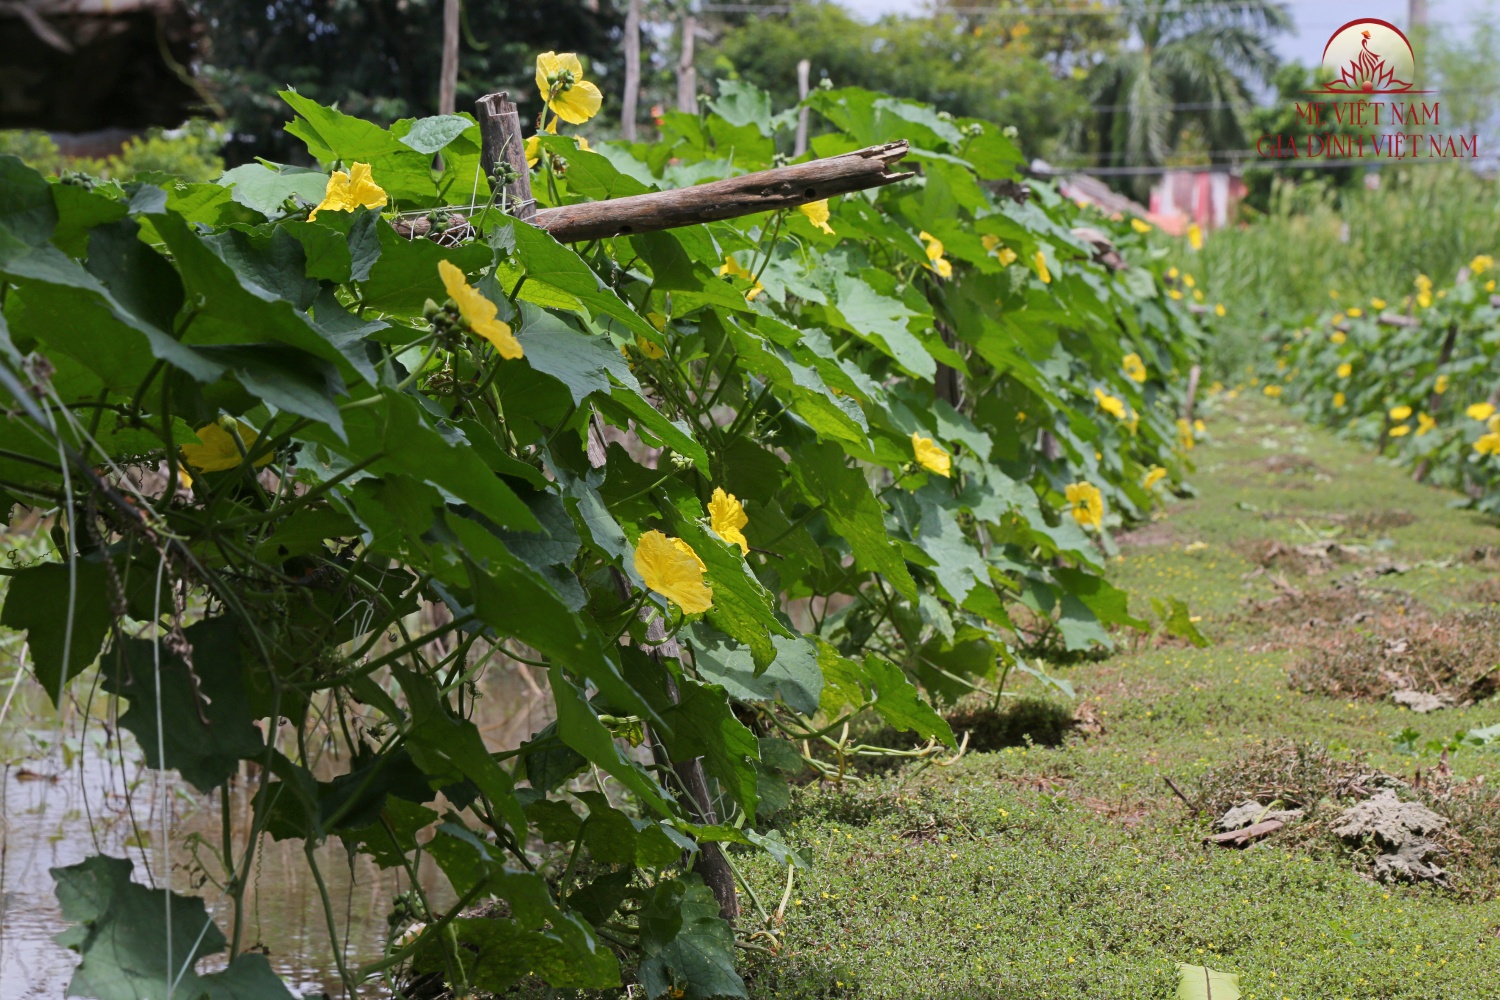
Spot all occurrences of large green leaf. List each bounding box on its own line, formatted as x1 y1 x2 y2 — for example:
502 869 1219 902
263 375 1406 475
790 440 916 599
1 560 112 704
637 875 748 1000
1176 964 1242 1000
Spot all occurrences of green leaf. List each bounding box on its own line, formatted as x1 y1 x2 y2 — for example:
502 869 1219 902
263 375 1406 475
657 676 762 816
686 626 823 716
860 654 955 747
790 440 916 599
396 114 473 154
550 668 671 814
827 273 935 380
507 218 659 342
517 306 637 405
0 155 57 245
51 183 127 257
1 560 112 704
359 219 491 314
637 875 748 1000
1154 596 1211 648
1176 964 1242 1000
1053 566 1150 631
219 162 330 217
103 617 266 792
280 90 438 205
670 514 792 670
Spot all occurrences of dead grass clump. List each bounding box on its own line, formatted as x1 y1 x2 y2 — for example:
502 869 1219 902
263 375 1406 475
1285 606 1500 703
1234 538 1364 577
1237 583 1420 633
1342 508 1417 535
1464 576 1500 605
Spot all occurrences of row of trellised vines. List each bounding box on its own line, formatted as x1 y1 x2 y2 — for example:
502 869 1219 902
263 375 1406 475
0 57 1212 1000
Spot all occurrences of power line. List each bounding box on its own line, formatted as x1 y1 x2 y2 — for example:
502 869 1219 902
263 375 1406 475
699 2 1295 15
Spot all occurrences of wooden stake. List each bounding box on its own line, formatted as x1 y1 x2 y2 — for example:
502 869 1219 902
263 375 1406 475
438 0 460 115
475 92 535 223
622 0 642 141
677 14 698 113
794 59 811 157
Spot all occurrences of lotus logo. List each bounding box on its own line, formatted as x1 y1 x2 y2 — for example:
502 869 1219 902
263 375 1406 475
1311 18 1425 95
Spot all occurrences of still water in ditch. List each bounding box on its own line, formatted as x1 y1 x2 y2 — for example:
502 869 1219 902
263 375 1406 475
0 663 554 998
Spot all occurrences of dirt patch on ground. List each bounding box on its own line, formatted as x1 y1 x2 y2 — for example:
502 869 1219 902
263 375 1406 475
1235 538 1368 577
1114 519 1182 548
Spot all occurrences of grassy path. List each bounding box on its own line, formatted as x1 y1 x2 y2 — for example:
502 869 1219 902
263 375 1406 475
742 397 1500 999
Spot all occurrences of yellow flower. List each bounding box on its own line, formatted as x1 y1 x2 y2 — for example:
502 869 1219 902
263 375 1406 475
719 256 764 301
1187 223 1203 250
1389 424 1411 437
1263 384 1282 397
308 162 387 221
1416 413 1436 436
1371 297 1387 310
708 488 750 555
1176 417 1195 451
1093 387 1126 419
1417 291 1434 309
1214 303 1226 317
1435 374 1449 394
633 530 713 614
1131 218 1152 234
1122 353 1147 383
799 200 834 235
1065 482 1104 529
1330 331 1347 345
981 234 1018 265
1389 405 1412 421
1182 273 1196 289
911 432 952 477
1331 312 1346 325
1337 363 1353 379
1476 433 1500 457
1033 250 1052 284
1143 466 1167 489
1472 255 1494 276
1467 402 1496 421
1168 289 1183 301
918 231 953 279
1488 280 1497 292
525 134 541 168
1329 289 1340 300
1191 289 1203 302
1334 392 1346 408
438 260 523 359
1347 307 1363 318
182 420 273 472
535 51 602 125
1416 274 1433 293
634 336 666 360
1166 267 1179 280
1194 419 1206 434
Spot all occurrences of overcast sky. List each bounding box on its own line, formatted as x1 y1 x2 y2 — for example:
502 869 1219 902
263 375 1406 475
837 0 1495 72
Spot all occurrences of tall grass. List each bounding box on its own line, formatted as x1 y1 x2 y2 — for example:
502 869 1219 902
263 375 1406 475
1176 165 1500 375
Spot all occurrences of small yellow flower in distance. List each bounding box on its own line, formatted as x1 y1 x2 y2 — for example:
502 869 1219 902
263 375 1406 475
1488 279 1497 292
1131 218 1152 234
634 336 666 360
1337 363 1353 379
981 234 1000 252
1330 331 1347 345
1331 312 1346 325
633 530 713 614
1122 353 1147 383
1263 384 1282 397
1065 482 1104 529
1191 289 1204 302
719 256 764 301
1166 267 1179 280
708 487 750 555
1435 374 1450 394
1371 297 1387 310
1467 402 1496 421
799 199 834 235
918 231 953 279
931 255 953 279
1476 433 1500 456
1389 424 1411 437
1334 392 1346 408
1144 466 1167 489
1168 289 1183 300
1389 405 1413 421
1347 307 1363 318
309 162 387 221
1177 417 1195 451
1033 250 1052 284
182 420 273 472
1214 303 1226 317
438 260 523 359
1187 223 1203 250
1194 419 1206 434
1182 273 1196 289
535 51 603 124
1329 288 1340 300
1471 254 1494 276
1417 291 1434 308
1416 413 1436 436
911 432 952 477
1093 387 1126 419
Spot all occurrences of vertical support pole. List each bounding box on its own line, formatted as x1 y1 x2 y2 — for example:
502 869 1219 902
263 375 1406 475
794 58 811 157
622 0 642 141
677 14 698 113
438 0 460 115
476 92 535 222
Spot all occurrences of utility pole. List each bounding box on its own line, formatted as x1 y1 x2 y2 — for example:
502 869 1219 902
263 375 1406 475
622 0 641 140
1409 0 1427 30
438 0 460 115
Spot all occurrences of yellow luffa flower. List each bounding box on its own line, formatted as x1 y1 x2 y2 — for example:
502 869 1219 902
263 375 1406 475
1131 218 1152 234
911 432 952 477
182 420 273 472
719 256 764 301
1033 250 1052 284
1389 405 1413 421
981 234 1019 265
1214 303 1226 317
1187 223 1203 250
309 162 387 221
1415 273 1434 309
1263 384 1282 397
1389 424 1411 437
1182 273 1196 289
1143 466 1167 489
1093 387 1126 419
1467 402 1496 421
1331 312 1346 326
799 200 834 235
634 336 666 360
918 231 953 279
1336 363 1353 379
1472 254 1494 276
1416 413 1436 436
708 488 750 556
1065 482 1104 529
1176 417 1195 451
1347 307 1363 318
634 530 713 613
1435 374 1450 394
535 51 603 125
438 260 523 359
1168 289 1183 301
1330 331 1347 345
1122 353 1147 383
1476 433 1500 456
1334 392 1346 408
1372 297 1387 310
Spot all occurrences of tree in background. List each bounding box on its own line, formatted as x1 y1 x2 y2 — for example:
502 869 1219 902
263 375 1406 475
1070 0 1290 195
703 2 1095 156
191 0 624 164
1426 6 1500 149
1239 63 1365 214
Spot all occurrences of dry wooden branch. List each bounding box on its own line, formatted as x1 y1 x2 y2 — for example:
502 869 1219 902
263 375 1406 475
1378 312 1421 329
1205 819 1283 847
531 141 913 243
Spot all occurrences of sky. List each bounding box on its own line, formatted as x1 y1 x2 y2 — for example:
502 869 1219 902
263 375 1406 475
837 0 1494 71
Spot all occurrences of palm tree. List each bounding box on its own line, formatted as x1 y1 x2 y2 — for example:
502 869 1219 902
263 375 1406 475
1075 0 1292 195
